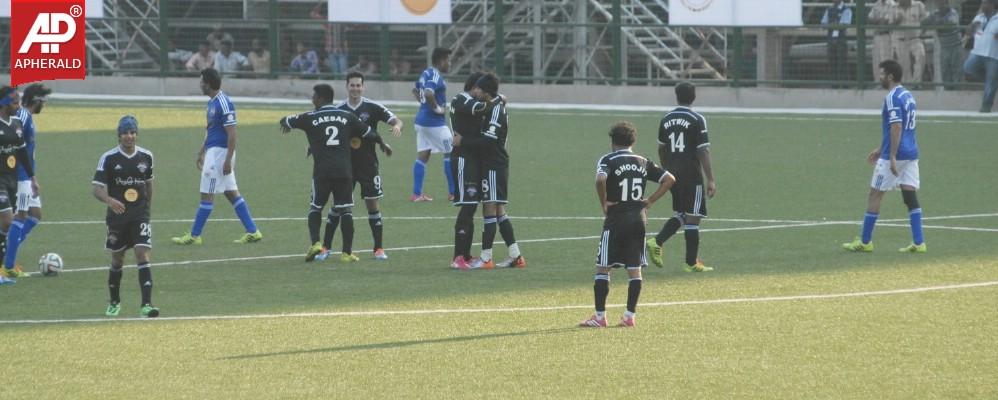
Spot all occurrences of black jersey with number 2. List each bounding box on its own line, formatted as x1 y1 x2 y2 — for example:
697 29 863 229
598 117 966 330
281 105 372 179
596 149 670 215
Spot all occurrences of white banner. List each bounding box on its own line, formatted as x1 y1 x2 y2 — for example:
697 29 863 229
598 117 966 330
329 0 451 24
669 0 801 27
0 0 104 18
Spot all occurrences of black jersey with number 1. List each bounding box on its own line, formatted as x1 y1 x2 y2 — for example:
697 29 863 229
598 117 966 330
281 105 372 179
657 106 709 180
336 98 395 171
596 150 670 215
92 146 154 224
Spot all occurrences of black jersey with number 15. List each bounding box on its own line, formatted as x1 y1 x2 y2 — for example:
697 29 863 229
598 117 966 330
657 106 709 180
281 105 372 179
596 150 670 215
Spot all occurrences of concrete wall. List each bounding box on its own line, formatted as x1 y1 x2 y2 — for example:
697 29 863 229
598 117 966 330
16 75 982 111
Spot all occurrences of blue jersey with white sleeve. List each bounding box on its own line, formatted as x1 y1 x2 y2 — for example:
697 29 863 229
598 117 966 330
205 91 237 149
15 107 35 181
880 86 918 161
414 67 447 127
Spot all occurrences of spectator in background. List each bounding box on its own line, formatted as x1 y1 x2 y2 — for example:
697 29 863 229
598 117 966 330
290 42 320 75
895 0 929 83
167 40 193 71
390 48 412 76
213 39 250 75
821 0 853 84
325 42 349 77
248 38 271 75
923 0 963 86
869 0 898 81
206 24 234 51
964 0 998 112
186 41 215 72
349 55 378 75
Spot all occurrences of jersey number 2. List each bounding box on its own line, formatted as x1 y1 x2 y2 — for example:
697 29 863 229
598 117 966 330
618 178 643 201
668 132 686 152
325 126 340 146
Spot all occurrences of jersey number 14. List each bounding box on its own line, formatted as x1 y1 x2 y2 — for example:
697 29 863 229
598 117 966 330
668 132 685 152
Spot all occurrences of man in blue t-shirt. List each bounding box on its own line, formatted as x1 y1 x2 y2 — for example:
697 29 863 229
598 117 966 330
409 47 455 202
843 60 926 253
172 68 262 245
4 84 49 276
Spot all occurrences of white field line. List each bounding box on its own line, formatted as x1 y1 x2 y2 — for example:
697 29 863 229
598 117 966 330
34 219 996 277
3 280 996 325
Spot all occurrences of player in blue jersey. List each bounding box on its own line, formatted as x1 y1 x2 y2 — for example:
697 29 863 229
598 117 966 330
0 87 36 284
410 47 455 202
172 68 262 245
2 84 49 276
843 60 926 253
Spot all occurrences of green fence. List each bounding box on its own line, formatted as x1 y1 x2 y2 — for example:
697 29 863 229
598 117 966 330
0 0 984 90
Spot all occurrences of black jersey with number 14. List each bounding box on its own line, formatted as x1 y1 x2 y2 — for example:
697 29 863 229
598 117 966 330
657 106 709 180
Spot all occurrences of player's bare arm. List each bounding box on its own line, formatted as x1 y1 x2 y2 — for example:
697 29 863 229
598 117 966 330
388 116 403 137
424 88 444 114
888 121 902 176
196 146 206 170
657 144 671 167
596 173 612 216
146 178 154 211
645 173 676 208
697 148 716 198
93 184 126 215
224 125 237 175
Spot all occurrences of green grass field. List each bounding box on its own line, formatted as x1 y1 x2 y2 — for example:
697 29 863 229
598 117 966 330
1 100 996 399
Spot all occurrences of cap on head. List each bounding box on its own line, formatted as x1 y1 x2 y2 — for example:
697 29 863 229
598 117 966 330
118 115 138 135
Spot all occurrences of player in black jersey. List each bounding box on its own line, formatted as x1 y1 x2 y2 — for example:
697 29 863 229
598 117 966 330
464 74 524 269
646 82 716 273
0 87 36 284
91 116 159 317
322 72 400 261
280 84 385 263
580 122 675 328
448 71 490 269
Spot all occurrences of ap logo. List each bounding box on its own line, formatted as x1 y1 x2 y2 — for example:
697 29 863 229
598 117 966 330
10 0 87 86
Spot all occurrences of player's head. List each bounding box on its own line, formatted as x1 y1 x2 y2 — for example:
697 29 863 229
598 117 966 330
984 0 998 13
474 73 500 100
431 47 452 73
312 84 336 108
464 71 485 92
117 115 138 149
0 86 19 115
608 121 637 148
346 71 365 100
200 68 222 95
198 41 211 55
22 83 52 114
879 60 903 88
675 82 696 106
220 39 233 54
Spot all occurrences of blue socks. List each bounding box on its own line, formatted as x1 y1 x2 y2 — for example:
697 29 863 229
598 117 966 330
861 212 879 244
191 200 213 236
20 216 38 242
412 160 426 195
909 208 924 245
4 220 23 267
231 196 258 233
443 156 455 196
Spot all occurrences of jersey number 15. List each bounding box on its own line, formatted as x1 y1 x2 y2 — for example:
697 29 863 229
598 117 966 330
618 178 643 201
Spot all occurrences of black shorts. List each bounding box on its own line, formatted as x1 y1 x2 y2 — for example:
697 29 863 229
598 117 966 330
671 178 707 217
312 176 353 210
595 211 646 268
481 165 508 204
352 168 384 200
452 154 482 205
106 220 152 252
0 175 15 212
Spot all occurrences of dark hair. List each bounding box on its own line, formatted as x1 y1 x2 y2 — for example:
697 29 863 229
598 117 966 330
220 39 233 47
431 47 452 66
879 60 903 83
464 71 485 91
609 121 637 146
675 82 696 105
346 71 365 84
22 83 51 106
200 41 212 49
201 68 222 90
475 73 500 97
0 86 16 106
313 84 335 104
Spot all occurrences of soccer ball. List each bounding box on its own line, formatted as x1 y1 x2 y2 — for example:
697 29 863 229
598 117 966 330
38 253 63 276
